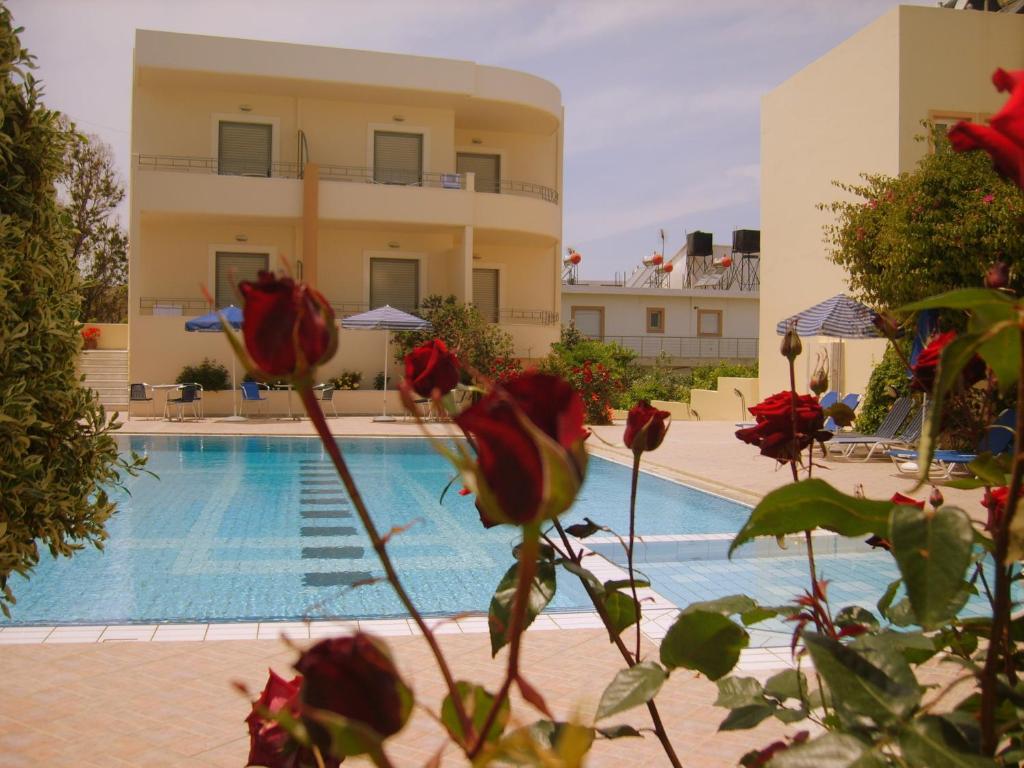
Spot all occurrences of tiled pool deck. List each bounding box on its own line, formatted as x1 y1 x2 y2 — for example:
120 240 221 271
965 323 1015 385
2 419 983 766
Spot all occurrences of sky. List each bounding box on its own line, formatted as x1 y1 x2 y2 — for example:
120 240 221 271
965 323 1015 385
9 0 931 278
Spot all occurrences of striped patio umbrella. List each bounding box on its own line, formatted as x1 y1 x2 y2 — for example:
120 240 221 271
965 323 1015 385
775 294 883 339
341 305 432 422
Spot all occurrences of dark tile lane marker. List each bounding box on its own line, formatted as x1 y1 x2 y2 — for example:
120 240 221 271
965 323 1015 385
303 572 373 587
302 546 364 559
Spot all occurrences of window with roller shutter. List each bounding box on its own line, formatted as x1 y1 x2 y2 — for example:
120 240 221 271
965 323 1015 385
457 153 501 193
473 268 499 323
218 122 272 177
370 258 419 313
373 131 423 185
215 252 268 309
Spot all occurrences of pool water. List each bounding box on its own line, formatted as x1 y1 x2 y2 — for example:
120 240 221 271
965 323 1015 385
2 435 750 626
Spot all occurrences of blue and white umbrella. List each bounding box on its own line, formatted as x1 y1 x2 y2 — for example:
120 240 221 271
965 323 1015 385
341 305 432 421
184 305 245 420
775 294 883 339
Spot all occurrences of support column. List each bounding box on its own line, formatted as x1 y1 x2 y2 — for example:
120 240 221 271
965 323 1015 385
302 163 319 286
458 224 474 304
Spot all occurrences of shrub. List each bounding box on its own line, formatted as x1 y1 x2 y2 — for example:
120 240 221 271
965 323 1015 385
0 11 144 615
540 329 634 424
618 352 685 408
856 342 912 434
329 370 362 390
177 358 231 391
374 372 385 390
678 361 758 403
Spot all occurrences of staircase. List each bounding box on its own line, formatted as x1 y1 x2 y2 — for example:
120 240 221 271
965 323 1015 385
78 349 129 411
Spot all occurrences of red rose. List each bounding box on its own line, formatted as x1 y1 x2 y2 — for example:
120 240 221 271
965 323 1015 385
982 486 1021 533
910 331 986 393
246 670 340 768
239 272 337 379
949 68 1024 190
403 339 459 398
296 634 411 741
454 372 587 528
624 400 671 453
891 492 925 509
735 391 831 463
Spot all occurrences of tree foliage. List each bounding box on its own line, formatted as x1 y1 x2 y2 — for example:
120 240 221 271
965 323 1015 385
57 120 128 322
0 9 143 615
824 130 1024 310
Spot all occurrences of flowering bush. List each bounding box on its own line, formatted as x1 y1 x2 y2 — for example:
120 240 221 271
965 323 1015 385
565 359 616 424
80 326 101 342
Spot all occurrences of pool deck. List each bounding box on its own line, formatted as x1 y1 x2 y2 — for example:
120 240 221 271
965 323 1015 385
3 418 982 766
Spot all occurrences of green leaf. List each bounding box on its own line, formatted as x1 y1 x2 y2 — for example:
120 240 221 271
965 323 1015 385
681 594 757 617
730 480 892 555
603 578 650 591
564 518 602 539
899 288 1014 313
764 669 807 702
602 590 639 635
595 662 666 721
966 452 1010 486
834 606 880 631
890 504 973 629
488 558 556 656
769 733 888 767
594 724 641 739
803 633 920 726
441 681 510 746
946 477 992 490
969 303 1020 396
899 716 996 767
714 676 764 708
660 610 748 680
740 605 781 625
718 704 776 731
558 560 604 597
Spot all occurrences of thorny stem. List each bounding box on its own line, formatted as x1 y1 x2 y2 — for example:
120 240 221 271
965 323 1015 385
468 528 540 759
550 520 685 768
628 452 644 662
298 388 473 746
980 321 1024 755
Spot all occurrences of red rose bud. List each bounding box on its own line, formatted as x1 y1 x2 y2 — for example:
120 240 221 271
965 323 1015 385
454 372 587 528
239 272 337 379
929 487 944 510
404 339 460 398
735 391 831 463
780 326 802 361
624 400 671 454
985 260 1009 290
296 633 411 741
911 331 986 393
246 670 340 768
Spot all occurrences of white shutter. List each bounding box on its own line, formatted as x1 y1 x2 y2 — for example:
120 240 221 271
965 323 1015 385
572 308 603 339
374 131 422 185
473 268 499 323
218 122 272 176
216 252 268 308
370 259 419 312
457 153 500 193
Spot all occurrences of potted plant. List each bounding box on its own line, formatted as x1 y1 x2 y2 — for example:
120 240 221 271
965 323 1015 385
81 326 101 350
329 370 362 390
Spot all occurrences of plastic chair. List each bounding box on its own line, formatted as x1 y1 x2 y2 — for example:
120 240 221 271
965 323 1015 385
240 381 269 416
167 384 200 421
128 383 155 420
315 384 338 417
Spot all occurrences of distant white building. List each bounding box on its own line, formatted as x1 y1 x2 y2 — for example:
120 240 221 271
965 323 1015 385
560 231 760 368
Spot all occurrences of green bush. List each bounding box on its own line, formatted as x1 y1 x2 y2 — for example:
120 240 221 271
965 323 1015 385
0 11 144 616
618 352 686 408
856 342 912 435
177 358 231 391
329 370 362 390
374 372 386 390
678 361 758 403
540 328 635 424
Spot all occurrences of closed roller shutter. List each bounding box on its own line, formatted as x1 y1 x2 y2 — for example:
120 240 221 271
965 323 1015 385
573 308 603 339
374 131 422 185
218 122 272 177
215 252 268 308
370 258 419 313
473 268 499 323
457 153 500 193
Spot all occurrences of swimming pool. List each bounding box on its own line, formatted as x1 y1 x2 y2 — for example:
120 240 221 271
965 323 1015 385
1 435 751 626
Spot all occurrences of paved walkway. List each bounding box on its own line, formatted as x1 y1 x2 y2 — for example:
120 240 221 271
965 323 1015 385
4 417 982 766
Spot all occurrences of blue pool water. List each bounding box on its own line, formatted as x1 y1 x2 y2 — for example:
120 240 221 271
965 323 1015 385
2 435 750 626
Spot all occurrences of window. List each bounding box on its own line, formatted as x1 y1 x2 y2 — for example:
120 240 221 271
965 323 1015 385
697 309 722 337
928 111 975 153
215 252 268 308
571 306 604 340
370 258 419 313
218 121 272 177
374 131 423 185
473 268 500 323
646 307 665 334
457 152 501 193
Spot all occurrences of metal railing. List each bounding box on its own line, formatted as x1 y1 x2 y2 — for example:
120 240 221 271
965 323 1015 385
499 308 559 325
600 335 759 360
139 297 212 316
137 154 558 204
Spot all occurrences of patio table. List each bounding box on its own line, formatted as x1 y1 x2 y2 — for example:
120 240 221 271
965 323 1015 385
151 383 182 420
270 383 300 420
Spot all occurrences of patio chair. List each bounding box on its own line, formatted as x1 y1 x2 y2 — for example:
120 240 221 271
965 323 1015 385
240 381 269 416
826 396 916 460
167 384 200 421
890 408 1016 479
128 382 155 420
315 384 338 417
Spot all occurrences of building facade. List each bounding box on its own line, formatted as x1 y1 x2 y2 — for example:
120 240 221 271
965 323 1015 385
759 5 1024 397
128 31 564 409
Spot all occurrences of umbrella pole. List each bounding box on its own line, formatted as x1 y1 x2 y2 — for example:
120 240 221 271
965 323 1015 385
373 329 397 423
219 330 247 422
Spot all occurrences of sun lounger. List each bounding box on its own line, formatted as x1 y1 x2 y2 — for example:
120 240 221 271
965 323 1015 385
827 397 918 460
889 409 1016 478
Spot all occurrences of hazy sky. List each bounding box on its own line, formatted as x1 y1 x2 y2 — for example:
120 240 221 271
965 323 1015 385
9 0 929 278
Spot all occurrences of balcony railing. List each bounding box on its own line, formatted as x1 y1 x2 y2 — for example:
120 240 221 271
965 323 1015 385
600 335 759 360
136 154 558 204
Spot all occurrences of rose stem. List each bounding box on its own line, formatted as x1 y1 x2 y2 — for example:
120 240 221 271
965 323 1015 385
298 387 473 744
549 521 684 768
627 451 644 662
